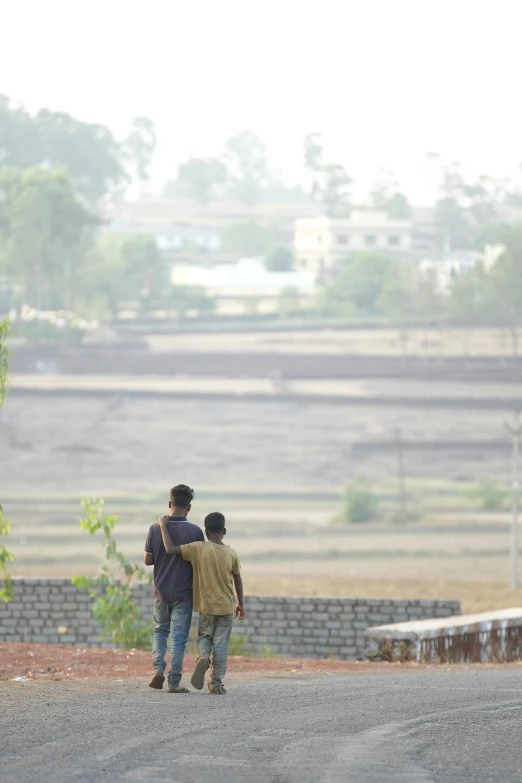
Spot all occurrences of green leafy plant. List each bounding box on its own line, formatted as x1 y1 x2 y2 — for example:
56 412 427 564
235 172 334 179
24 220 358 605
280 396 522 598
0 505 14 603
0 318 13 602
343 477 378 524
228 632 251 657
72 498 153 649
469 479 509 511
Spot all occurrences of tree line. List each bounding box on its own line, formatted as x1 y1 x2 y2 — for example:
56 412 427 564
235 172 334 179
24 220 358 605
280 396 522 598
321 232 522 355
1 95 522 328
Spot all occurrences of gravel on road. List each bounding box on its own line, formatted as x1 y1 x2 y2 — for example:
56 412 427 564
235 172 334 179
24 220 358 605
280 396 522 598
2 667 521 782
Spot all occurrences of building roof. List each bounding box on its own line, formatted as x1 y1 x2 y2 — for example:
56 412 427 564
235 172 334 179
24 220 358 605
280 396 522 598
107 198 324 228
295 211 412 229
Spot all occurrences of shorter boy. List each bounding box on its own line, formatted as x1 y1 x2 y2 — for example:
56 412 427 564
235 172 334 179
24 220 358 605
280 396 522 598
158 511 244 694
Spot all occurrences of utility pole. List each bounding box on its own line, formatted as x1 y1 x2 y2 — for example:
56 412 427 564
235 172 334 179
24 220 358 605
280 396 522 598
504 413 521 590
394 427 407 522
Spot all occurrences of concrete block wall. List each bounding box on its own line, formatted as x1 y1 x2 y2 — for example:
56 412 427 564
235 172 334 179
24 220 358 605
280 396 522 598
0 579 461 659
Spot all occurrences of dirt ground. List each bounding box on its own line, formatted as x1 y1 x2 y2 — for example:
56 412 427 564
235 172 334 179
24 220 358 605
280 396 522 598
0 642 407 682
2 643 520 685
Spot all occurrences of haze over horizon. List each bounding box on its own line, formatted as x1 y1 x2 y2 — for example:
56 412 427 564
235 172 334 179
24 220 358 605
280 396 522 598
2 0 520 203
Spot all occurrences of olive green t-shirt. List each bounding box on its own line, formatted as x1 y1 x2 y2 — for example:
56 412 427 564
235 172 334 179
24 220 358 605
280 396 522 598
180 541 241 615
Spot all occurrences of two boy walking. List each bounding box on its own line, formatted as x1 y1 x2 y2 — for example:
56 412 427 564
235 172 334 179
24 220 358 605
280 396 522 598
144 484 244 694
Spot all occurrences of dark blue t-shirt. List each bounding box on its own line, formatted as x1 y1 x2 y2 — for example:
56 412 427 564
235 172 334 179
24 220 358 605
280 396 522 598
144 517 204 603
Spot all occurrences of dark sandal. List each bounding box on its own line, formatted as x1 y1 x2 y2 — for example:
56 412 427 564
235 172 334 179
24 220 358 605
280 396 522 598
191 658 210 691
149 673 165 690
208 684 227 694
167 685 190 693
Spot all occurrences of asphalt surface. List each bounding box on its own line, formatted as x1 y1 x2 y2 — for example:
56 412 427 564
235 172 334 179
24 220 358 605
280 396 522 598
2 668 522 782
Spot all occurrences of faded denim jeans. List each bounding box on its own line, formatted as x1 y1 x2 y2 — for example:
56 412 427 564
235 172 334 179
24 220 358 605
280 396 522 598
152 598 193 687
197 613 234 688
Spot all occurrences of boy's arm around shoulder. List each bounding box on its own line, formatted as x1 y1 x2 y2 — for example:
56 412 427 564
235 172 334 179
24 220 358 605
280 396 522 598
157 517 203 560
157 516 182 555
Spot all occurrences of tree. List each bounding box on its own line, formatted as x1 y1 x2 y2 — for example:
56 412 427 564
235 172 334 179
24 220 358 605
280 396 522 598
303 132 324 197
80 234 169 316
427 155 506 251
170 286 216 318
120 235 169 308
464 174 507 227
0 167 96 309
320 164 352 217
35 108 127 203
176 157 228 203
447 267 487 355
304 132 323 173
322 252 397 316
369 169 411 218
266 246 294 272
427 154 473 251
0 317 13 602
221 221 274 258
377 265 416 355
124 116 157 193
222 131 272 205
303 132 352 214
485 226 522 355
0 95 42 169
0 97 128 203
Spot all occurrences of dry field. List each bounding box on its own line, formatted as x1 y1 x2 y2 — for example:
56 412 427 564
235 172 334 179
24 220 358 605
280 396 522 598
3 324 521 617
3 486 520 614
1 392 514 494
144 326 521 357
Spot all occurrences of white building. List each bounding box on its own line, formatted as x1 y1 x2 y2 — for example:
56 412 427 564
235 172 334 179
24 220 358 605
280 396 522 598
172 258 315 298
418 245 504 294
294 211 413 274
171 258 316 315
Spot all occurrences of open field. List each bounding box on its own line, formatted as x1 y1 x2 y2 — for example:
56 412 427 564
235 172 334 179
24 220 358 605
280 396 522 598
1 393 515 493
143 326 521 358
4 325 521 621
3 488 521 614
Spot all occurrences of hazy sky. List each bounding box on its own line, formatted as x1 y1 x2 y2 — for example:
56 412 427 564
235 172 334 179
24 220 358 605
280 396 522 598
2 0 520 202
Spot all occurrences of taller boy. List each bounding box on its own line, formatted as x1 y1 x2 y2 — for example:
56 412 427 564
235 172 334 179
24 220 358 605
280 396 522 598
144 484 204 693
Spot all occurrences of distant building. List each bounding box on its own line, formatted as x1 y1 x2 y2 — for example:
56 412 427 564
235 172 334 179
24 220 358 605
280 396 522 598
102 198 324 265
410 206 438 256
418 245 504 294
171 258 315 298
102 220 221 260
294 212 413 274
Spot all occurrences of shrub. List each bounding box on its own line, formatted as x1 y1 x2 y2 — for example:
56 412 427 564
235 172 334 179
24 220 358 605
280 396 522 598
343 477 378 523
228 632 251 656
0 319 13 602
72 499 153 649
470 479 509 511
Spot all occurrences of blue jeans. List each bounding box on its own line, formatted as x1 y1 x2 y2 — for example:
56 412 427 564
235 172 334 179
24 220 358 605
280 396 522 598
152 598 193 687
197 613 234 689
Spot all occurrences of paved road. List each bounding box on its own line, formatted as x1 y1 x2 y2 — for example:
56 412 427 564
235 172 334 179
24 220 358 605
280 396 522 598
2 668 521 782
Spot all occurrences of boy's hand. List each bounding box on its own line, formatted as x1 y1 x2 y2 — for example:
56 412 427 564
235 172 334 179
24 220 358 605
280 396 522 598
235 603 245 620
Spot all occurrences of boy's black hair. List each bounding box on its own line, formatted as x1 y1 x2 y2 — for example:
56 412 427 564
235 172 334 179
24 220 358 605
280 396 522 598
204 511 225 533
170 484 194 509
